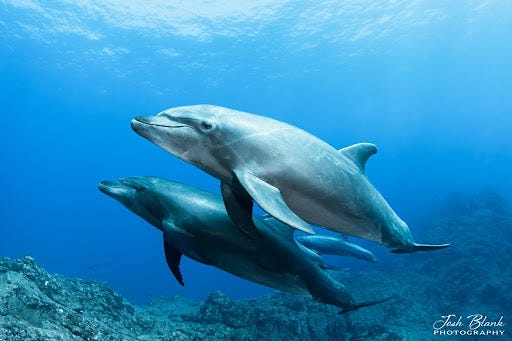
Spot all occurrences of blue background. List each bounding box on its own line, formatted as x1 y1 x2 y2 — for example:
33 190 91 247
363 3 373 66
1 1 511 304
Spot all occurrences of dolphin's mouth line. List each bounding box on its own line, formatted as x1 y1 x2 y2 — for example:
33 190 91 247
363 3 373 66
135 118 189 129
98 183 114 194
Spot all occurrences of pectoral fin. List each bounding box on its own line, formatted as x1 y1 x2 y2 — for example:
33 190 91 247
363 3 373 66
163 236 184 286
233 169 314 234
221 180 261 238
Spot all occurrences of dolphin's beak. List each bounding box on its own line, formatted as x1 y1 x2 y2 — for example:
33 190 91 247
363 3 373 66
98 180 126 197
132 115 156 125
131 116 157 133
131 115 188 130
99 180 114 193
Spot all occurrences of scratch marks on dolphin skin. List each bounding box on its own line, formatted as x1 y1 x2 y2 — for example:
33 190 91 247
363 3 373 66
221 127 294 149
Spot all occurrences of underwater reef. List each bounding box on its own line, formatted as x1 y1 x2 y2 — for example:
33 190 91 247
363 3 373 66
1 192 510 340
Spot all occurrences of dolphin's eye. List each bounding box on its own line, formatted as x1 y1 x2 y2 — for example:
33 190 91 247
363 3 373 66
201 122 213 130
131 184 148 192
120 179 148 192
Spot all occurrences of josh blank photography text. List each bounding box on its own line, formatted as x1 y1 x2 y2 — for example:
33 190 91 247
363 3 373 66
433 314 505 336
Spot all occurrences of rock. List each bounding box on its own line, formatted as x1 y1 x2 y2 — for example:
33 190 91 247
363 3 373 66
195 291 255 328
0 256 233 340
1 191 510 340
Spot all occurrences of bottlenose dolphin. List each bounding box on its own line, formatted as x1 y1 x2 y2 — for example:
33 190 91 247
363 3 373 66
131 105 449 253
99 176 390 313
297 235 377 263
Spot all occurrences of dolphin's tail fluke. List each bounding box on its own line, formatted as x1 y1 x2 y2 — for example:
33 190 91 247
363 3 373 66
338 295 394 315
391 243 450 253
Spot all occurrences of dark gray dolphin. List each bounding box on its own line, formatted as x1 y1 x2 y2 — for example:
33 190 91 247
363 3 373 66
297 235 377 263
131 105 449 253
99 176 390 313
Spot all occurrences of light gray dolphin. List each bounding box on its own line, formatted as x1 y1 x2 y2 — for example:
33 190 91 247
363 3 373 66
297 235 377 263
99 176 391 313
131 105 449 253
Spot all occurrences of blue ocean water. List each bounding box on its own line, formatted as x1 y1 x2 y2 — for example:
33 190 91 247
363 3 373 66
0 1 511 306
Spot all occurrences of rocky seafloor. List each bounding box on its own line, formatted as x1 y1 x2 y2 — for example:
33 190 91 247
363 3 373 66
1 192 510 340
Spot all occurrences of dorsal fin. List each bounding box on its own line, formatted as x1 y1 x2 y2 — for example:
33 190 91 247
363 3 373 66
338 143 377 173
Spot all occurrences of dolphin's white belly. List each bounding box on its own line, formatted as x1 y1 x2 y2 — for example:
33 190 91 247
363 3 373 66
282 186 383 242
271 154 386 243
